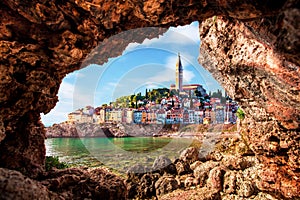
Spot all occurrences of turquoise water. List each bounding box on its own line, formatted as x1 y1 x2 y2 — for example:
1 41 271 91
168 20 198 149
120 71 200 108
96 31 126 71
45 137 198 173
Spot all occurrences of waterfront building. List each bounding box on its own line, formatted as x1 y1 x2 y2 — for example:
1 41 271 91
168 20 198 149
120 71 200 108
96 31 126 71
108 109 122 123
127 109 134 124
165 110 173 124
122 109 134 124
67 111 81 123
147 110 157 124
182 109 189 124
133 110 143 124
215 107 225 124
67 110 93 124
156 109 166 124
189 110 195 124
104 107 112 122
210 111 216 124
166 108 183 124
141 111 147 124
80 114 93 123
194 109 202 124
83 105 94 116
97 109 106 123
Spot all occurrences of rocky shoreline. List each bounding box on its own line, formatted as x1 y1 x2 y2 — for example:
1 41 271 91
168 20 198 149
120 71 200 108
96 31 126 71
0 130 296 199
45 122 237 138
45 122 179 138
46 122 127 138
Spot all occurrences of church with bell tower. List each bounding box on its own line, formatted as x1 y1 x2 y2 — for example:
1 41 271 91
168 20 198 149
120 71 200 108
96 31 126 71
170 53 206 98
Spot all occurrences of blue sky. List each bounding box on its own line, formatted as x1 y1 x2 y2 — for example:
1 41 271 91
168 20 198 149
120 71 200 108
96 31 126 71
41 21 224 126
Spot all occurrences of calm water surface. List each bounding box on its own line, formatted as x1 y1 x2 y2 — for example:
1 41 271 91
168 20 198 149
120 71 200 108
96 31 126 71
45 137 199 173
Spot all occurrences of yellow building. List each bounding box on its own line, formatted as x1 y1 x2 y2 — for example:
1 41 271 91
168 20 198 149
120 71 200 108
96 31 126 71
67 111 93 124
97 109 106 124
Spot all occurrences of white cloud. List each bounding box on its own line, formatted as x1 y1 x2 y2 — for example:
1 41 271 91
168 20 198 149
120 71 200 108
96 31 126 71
41 101 74 126
169 21 200 44
147 68 175 83
144 22 200 46
183 70 195 83
73 93 94 109
58 81 75 99
41 81 75 126
124 22 200 52
41 111 68 127
125 42 141 52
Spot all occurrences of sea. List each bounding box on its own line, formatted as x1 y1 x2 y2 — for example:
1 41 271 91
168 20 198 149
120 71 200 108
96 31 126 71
45 137 201 174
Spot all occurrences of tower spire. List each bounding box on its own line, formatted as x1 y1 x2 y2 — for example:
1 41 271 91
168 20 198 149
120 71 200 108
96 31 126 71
175 52 183 92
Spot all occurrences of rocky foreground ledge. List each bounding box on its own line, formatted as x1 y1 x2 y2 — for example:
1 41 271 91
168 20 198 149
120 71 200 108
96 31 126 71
0 167 127 200
0 168 127 200
1 132 297 199
124 135 294 200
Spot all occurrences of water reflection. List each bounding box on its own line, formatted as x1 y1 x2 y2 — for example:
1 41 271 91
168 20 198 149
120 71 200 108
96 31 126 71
45 137 199 173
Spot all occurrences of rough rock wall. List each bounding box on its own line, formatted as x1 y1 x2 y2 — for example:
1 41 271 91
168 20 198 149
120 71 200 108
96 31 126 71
0 0 299 198
199 12 299 198
0 167 127 199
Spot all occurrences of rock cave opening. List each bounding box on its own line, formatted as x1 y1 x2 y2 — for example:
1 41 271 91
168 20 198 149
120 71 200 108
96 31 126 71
0 0 299 199
42 21 238 175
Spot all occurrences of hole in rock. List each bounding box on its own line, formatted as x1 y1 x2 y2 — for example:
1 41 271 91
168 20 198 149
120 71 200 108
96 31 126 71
41 22 239 174
268 135 280 143
13 71 26 84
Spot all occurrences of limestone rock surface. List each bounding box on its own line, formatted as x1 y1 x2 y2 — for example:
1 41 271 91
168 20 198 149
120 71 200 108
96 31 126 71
199 15 300 198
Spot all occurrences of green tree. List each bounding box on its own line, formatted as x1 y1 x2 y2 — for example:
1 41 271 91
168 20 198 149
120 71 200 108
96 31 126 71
164 91 169 97
133 95 138 108
45 156 68 171
236 108 245 120
156 98 161 104
130 102 135 108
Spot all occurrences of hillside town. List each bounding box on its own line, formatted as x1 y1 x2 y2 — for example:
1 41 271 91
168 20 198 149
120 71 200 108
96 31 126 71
67 97 238 125
67 54 239 125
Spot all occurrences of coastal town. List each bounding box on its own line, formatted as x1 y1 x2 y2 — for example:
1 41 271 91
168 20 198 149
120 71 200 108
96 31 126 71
67 54 239 126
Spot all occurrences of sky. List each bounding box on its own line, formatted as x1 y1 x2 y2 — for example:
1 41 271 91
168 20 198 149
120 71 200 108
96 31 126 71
41 21 224 126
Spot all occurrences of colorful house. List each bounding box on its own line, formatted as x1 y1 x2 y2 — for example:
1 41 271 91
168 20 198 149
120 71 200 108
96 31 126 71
156 109 166 124
133 110 143 124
